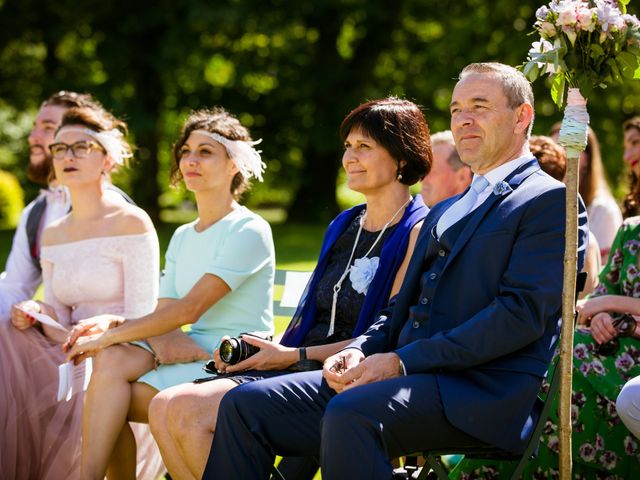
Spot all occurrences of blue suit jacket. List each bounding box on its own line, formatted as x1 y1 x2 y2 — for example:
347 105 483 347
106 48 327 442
349 159 588 453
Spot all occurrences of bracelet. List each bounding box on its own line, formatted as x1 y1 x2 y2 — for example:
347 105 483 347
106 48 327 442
299 347 307 362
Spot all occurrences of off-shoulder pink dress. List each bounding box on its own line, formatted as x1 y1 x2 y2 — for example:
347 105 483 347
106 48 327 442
0 232 164 479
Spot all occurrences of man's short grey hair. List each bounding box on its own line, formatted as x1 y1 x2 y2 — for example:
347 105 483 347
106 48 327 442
430 130 466 171
459 62 535 137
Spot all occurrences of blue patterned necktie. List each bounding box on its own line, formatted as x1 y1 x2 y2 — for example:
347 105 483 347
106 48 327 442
436 175 489 237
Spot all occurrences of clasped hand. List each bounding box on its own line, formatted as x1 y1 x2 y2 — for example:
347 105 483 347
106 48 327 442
62 314 124 364
322 349 402 393
576 296 640 344
213 335 296 374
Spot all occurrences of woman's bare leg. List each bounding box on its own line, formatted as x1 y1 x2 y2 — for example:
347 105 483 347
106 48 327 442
105 381 159 480
105 424 136 480
149 379 237 479
81 344 155 480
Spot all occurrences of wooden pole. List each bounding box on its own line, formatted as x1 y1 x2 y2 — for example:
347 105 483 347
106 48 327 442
558 149 578 479
556 87 588 480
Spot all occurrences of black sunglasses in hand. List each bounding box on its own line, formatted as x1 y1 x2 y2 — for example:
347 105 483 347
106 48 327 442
595 313 637 356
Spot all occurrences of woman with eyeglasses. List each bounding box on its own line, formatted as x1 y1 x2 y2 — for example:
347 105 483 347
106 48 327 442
0 104 164 479
452 121 640 480
62 107 275 480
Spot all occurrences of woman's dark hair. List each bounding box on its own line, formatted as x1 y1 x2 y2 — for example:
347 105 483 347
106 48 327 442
42 91 98 110
339 97 432 185
530 135 566 181
623 116 640 218
171 107 253 198
58 105 129 138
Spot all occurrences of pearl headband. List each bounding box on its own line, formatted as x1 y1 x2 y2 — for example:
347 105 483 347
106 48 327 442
55 127 132 166
190 129 265 182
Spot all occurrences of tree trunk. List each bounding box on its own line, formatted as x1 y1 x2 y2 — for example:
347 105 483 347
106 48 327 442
287 1 405 222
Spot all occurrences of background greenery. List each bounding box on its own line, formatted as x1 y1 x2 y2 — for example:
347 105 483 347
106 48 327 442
0 0 638 229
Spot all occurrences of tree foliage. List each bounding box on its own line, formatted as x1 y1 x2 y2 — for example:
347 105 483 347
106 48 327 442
0 0 638 222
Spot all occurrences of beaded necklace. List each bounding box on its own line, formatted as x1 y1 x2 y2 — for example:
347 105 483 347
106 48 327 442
327 197 411 337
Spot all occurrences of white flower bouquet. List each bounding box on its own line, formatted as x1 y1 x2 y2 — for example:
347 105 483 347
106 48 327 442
523 0 640 106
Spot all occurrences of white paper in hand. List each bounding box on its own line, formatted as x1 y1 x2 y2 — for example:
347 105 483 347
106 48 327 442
57 358 93 402
23 310 67 332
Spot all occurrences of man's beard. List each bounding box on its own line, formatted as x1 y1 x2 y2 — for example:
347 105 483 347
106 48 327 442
27 146 53 185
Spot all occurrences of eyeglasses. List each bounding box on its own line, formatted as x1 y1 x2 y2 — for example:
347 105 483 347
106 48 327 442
596 312 637 356
49 141 105 160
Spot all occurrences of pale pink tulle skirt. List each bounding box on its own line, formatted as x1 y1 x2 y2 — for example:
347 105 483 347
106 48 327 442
0 322 164 479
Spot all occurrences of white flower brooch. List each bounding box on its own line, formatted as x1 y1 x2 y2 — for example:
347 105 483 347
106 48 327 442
493 181 513 196
349 256 380 295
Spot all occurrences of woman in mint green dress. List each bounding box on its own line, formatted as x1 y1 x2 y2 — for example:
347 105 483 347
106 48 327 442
451 216 640 479
63 107 275 479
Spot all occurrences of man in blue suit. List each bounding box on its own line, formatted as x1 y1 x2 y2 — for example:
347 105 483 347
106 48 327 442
203 62 589 479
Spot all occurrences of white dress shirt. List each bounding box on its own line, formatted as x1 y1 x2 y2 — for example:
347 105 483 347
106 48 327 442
468 154 535 211
0 187 70 322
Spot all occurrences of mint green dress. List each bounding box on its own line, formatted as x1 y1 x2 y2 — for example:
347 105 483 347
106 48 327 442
137 206 275 391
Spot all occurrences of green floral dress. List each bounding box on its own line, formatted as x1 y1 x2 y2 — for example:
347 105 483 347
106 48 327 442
450 217 640 479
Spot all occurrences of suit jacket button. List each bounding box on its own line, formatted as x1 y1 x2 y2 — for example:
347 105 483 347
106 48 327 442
438 249 446 257
412 321 420 329
420 297 429 305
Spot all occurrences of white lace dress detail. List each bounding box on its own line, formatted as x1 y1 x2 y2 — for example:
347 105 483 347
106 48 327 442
40 232 159 326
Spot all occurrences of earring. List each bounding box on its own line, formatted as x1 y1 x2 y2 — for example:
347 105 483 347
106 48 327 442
397 172 403 181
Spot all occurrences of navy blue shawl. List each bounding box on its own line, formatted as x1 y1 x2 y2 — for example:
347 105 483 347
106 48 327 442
280 195 428 347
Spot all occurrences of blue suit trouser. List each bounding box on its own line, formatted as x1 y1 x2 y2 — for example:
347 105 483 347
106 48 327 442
203 370 485 480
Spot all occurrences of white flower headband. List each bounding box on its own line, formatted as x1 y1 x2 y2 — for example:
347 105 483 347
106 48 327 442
55 127 132 166
191 129 266 182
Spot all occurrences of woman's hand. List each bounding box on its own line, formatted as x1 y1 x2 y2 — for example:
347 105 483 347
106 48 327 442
576 296 613 325
222 336 297 374
589 312 618 345
65 331 113 365
212 344 227 373
10 300 40 330
147 329 211 365
62 314 124 352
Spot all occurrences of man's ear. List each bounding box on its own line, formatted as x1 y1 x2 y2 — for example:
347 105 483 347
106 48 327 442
514 103 534 135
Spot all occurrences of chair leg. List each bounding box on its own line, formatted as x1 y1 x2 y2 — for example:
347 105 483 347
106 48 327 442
271 464 286 480
508 453 531 480
419 455 448 480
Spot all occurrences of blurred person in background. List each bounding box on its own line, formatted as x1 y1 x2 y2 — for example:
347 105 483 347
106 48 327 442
530 134 600 299
420 130 471 207
622 117 640 220
550 123 622 263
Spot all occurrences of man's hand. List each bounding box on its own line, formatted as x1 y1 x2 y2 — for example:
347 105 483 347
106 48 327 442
337 352 404 392
323 348 366 392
